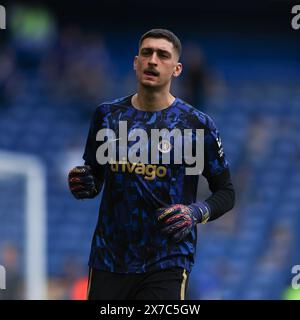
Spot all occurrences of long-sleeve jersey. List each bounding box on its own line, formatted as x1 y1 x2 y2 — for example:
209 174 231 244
83 94 234 273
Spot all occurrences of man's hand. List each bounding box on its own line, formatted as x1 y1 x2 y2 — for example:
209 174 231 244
156 203 210 242
68 165 99 199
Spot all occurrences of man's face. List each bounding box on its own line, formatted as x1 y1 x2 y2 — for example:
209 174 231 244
134 37 182 89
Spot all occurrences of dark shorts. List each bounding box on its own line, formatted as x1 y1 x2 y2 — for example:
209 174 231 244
87 267 189 300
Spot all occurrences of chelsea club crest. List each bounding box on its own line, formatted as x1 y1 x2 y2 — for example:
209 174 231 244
158 139 172 153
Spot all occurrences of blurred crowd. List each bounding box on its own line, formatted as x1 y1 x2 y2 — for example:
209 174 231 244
0 5 117 116
0 4 220 114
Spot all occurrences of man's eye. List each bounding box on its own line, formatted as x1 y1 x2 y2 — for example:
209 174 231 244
141 50 152 56
159 52 169 58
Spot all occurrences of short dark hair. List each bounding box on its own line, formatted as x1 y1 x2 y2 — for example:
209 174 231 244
138 28 182 58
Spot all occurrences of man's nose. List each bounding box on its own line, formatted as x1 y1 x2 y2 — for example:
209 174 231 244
148 53 158 65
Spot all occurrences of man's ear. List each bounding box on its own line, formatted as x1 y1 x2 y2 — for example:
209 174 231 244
133 56 138 70
173 62 182 78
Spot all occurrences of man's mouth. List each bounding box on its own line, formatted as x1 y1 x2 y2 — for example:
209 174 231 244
144 70 159 77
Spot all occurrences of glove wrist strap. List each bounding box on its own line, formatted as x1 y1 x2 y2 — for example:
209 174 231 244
189 202 211 224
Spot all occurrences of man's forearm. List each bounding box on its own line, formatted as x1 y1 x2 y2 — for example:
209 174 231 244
191 169 235 222
205 183 235 221
205 169 235 221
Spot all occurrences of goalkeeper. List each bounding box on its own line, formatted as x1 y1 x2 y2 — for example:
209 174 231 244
68 29 235 300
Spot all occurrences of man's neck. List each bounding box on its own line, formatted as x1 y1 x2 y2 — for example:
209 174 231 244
132 87 175 112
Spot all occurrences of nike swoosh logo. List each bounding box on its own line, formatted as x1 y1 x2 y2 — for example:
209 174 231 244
108 138 122 143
